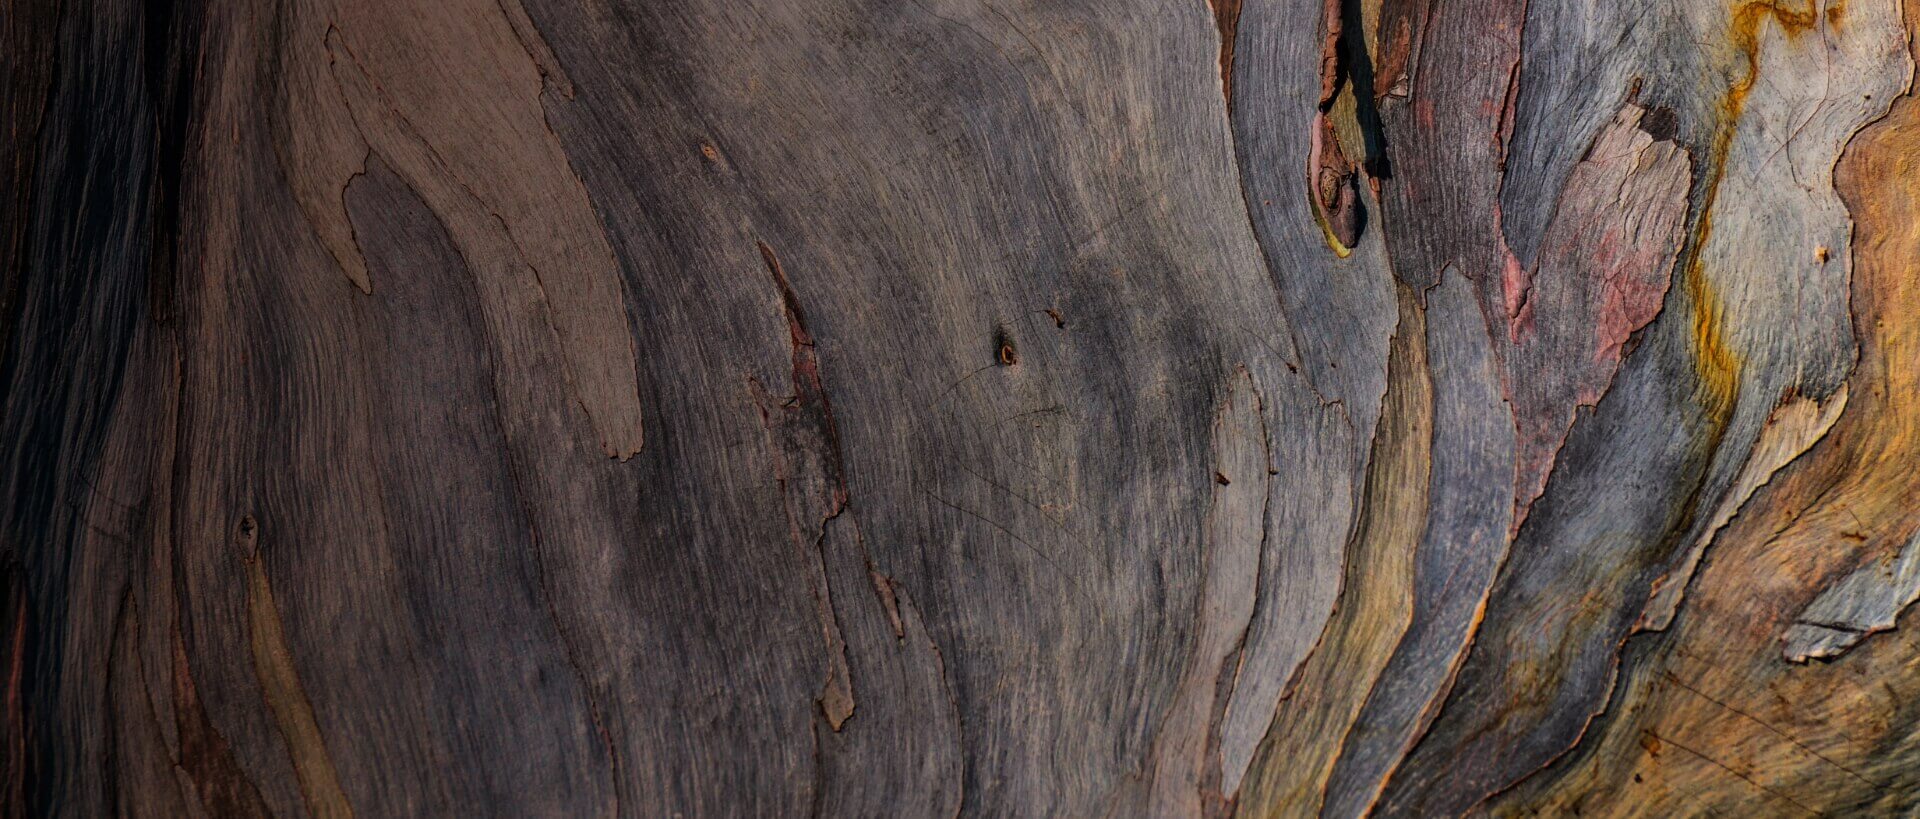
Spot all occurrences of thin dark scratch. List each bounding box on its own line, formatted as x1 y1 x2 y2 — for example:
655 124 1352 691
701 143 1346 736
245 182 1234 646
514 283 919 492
923 489 1091 603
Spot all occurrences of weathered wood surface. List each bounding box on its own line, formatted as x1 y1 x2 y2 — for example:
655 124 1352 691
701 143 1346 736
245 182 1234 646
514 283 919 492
5 0 1919 814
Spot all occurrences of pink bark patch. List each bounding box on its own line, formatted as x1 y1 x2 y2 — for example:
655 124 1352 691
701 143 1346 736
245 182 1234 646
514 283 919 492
1504 105 1692 528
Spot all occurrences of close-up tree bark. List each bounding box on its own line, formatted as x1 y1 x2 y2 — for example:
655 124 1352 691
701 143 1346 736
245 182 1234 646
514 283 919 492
6 0 1920 814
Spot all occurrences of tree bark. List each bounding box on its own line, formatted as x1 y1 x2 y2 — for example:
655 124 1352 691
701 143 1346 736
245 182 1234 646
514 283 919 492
5 0 1918 814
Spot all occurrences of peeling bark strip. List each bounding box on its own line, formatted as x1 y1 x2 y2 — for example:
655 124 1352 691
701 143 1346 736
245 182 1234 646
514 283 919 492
6 0 1920 814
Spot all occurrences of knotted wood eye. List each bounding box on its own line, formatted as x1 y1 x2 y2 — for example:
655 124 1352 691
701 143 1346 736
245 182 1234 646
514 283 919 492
994 327 1019 366
1308 111 1364 255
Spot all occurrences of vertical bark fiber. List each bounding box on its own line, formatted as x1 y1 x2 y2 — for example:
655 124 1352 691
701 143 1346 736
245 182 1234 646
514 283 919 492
5 0 1918 815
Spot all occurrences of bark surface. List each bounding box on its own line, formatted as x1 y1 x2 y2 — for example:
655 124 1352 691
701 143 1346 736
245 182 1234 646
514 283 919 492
5 0 1919 815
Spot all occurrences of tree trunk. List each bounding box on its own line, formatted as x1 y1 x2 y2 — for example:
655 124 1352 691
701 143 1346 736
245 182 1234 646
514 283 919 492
6 0 1918 814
